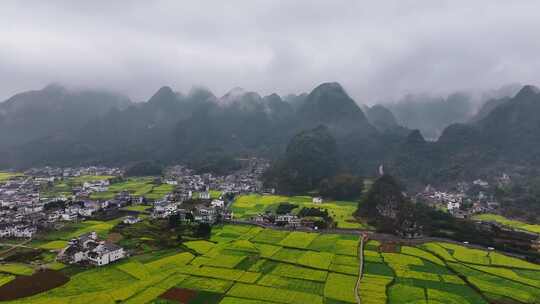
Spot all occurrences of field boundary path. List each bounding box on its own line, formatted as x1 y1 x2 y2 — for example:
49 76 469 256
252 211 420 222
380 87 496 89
354 234 365 304
0 238 34 258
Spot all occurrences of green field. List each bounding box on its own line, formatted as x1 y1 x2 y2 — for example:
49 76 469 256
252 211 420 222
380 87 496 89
144 184 175 200
70 175 115 184
90 178 156 200
231 194 366 229
0 263 34 276
0 172 23 182
35 219 121 242
472 213 540 234
3 224 540 304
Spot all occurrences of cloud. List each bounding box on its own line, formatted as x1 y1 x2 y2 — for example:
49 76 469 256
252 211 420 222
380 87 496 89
1 0 540 102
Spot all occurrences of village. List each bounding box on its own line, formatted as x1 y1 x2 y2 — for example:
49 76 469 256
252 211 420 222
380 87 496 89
0 159 271 266
1 162 540 267
414 177 503 219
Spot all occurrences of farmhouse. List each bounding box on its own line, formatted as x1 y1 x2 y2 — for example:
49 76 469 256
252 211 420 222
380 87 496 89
199 191 211 199
275 214 301 227
312 197 323 204
58 231 126 266
0 224 37 238
123 216 142 224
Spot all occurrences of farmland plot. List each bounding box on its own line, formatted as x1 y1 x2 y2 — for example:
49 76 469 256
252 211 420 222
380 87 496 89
324 273 357 303
278 231 318 249
227 283 324 304
6 224 540 304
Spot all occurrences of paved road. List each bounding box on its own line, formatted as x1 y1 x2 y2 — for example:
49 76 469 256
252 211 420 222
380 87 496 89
354 234 365 304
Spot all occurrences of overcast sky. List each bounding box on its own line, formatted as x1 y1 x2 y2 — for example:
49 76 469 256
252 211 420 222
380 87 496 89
1 1 540 103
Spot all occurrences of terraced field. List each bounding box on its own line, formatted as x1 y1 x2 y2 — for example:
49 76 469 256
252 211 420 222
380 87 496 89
472 213 540 234
90 177 156 200
357 240 540 304
1 224 539 304
231 194 366 229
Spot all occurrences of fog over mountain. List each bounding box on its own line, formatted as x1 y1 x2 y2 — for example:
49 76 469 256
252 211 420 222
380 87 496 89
1 1 540 103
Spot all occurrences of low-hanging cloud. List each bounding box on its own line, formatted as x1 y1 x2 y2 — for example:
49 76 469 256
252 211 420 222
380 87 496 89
1 0 540 102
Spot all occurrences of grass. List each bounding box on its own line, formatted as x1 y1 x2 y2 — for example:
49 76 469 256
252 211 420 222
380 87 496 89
38 240 68 250
70 175 115 184
193 254 246 268
400 246 445 266
220 297 276 304
270 247 305 264
0 273 15 287
0 263 34 275
145 184 175 200
120 205 152 212
7 224 540 304
227 283 324 304
335 239 358 256
449 262 540 303
251 229 290 245
388 283 426 304
90 177 155 200
66 220 118 239
116 261 151 280
278 231 318 249
0 172 23 182
467 264 540 288
359 274 393 304
420 243 456 262
324 273 357 303
226 240 259 253
297 251 335 270
489 251 540 270
145 252 195 272
308 234 340 252
438 243 490 265
231 194 366 229
253 243 281 258
184 240 216 254
257 274 325 295
178 276 233 293
472 213 540 234
271 263 328 282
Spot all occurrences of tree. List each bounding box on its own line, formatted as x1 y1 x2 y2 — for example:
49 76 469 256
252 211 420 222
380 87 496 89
319 174 364 200
195 223 212 238
264 125 339 194
168 213 180 228
357 175 405 219
276 202 298 214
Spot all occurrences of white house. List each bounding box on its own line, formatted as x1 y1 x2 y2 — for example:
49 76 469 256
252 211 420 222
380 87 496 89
199 191 211 199
59 231 126 266
61 212 78 221
447 201 461 211
123 216 141 225
210 199 225 208
87 243 125 266
0 225 37 238
312 197 323 204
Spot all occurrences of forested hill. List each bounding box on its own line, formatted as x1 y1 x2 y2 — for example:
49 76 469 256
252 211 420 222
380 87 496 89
2 82 540 188
389 85 540 186
0 82 398 176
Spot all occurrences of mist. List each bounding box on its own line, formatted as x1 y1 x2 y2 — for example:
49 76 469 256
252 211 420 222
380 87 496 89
1 1 540 103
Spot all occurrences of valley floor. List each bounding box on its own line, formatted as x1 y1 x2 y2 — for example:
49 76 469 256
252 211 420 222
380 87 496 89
0 223 539 304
